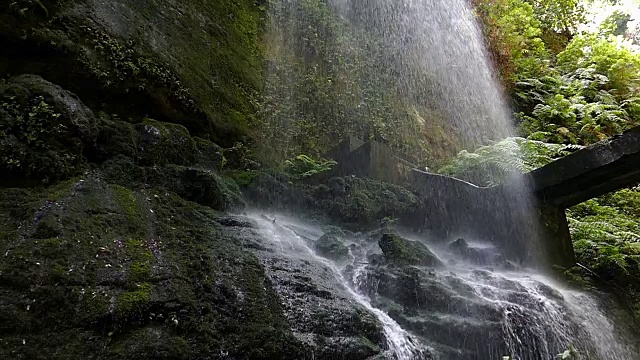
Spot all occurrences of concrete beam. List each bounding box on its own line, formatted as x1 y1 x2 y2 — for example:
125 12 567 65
529 126 640 208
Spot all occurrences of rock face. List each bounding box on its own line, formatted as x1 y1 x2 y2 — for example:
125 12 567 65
244 173 423 231
0 176 306 359
0 0 263 146
228 218 387 360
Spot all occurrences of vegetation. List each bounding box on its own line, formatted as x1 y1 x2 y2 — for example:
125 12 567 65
283 154 337 179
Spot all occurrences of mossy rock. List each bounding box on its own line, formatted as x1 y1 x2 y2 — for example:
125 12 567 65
0 0 265 145
0 74 97 185
378 231 443 267
93 116 138 161
144 165 245 212
136 118 197 166
315 234 350 262
0 175 306 359
194 137 224 170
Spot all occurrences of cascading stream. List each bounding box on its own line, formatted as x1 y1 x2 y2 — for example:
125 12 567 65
247 213 636 360
250 214 427 359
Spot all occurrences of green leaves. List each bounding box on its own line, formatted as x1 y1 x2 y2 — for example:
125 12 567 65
438 137 580 186
283 154 337 179
516 62 639 145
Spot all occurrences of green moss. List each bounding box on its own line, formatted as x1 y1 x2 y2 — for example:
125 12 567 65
125 239 154 283
379 231 443 267
113 185 140 223
117 282 152 316
77 25 193 110
136 118 198 166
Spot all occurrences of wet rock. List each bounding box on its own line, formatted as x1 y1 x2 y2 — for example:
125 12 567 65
0 175 307 360
136 119 197 166
145 165 245 212
448 238 498 264
379 232 443 267
216 216 255 228
93 117 138 161
0 75 98 185
317 336 381 360
315 234 350 262
194 137 224 171
245 225 386 359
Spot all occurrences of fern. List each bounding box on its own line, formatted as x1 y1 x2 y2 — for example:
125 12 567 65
283 154 337 179
439 137 581 186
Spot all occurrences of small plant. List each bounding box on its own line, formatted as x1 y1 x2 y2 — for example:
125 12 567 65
283 154 337 179
557 345 579 359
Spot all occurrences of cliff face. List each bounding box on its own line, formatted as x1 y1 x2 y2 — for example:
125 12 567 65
0 2 407 358
0 1 307 358
1 0 264 146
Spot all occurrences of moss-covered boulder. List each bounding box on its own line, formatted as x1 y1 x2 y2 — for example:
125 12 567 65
378 232 443 267
315 234 350 261
0 74 98 185
136 119 197 166
145 165 245 212
194 137 224 171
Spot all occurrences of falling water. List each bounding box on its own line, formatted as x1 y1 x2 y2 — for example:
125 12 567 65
257 0 637 358
329 0 514 142
263 0 516 158
245 213 636 360
249 214 428 359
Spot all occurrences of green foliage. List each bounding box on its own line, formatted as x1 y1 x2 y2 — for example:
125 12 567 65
283 154 337 179
557 33 640 98
600 10 634 37
8 0 49 18
439 137 580 186
473 0 550 87
557 344 579 359
516 67 640 145
523 0 585 33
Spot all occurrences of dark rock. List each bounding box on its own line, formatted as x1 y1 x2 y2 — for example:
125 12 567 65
314 234 350 261
93 117 138 161
244 175 423 231
194 137 224 171
448 238 501 265
379 232 443 267
136 119 197 166
317 336 381 360
0 175 307 360
216 216 255 228
0 75 98 185
145 165 245 212
32 216 61 239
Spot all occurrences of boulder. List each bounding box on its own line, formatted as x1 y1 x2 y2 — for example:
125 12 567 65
315 234 350 261
0 75 97 185
378 232 443 267
145 165 245 212
136 119 197 166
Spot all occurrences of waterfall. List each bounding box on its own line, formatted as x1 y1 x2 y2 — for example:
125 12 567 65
247 213 636 359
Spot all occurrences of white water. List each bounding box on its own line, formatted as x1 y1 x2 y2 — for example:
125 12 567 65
249 213 426 359
247 213 636 360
